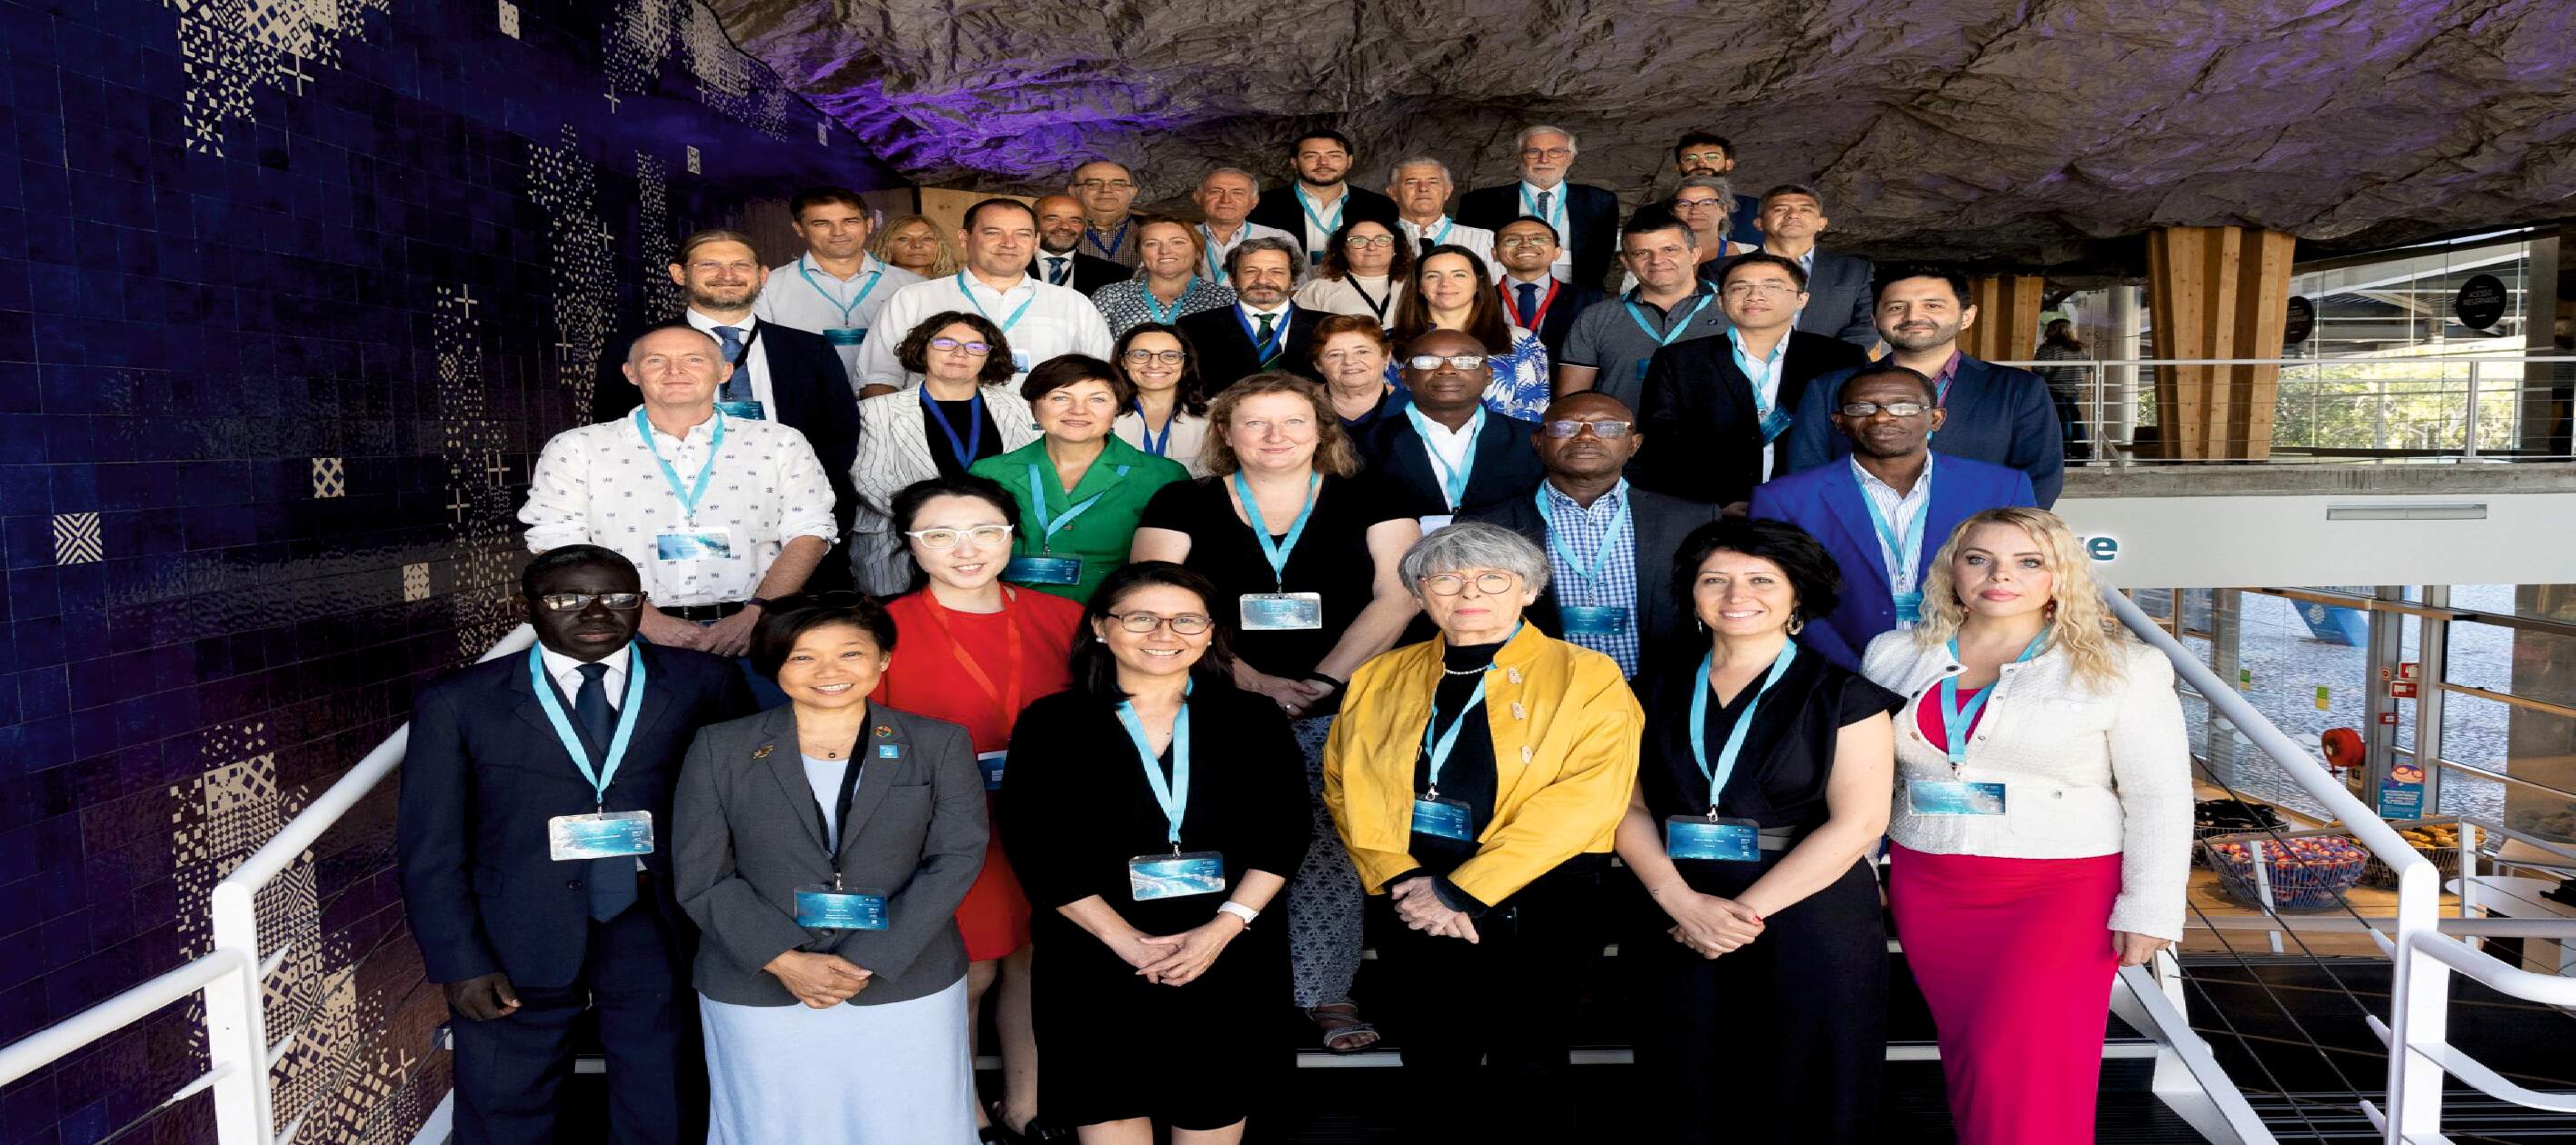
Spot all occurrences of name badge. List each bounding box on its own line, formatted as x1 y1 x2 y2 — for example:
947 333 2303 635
1559 605 1631 636
655 528 734 561
714 399 767 421
1238 592 1324 631
1908 780 2008 816
1003 554 1082 585
1893 591 1925 624
1010 349 1033 374
794 884 889 930
1309 250 1326 267
1128 851 1226 901
1409 795 1475 841
1666 815 1761 862
1417 513 1456 533
825 328 867 347
976 750 1008 792
549 811 654 861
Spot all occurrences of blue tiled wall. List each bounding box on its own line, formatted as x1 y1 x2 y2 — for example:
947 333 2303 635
0 0 901 1139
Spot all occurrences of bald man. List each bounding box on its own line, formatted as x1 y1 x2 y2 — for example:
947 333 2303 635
1031 193 1130 294
1069 160 1148 267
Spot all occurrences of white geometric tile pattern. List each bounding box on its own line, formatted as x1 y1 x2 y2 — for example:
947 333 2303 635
312 456 346 498
52 512 103 564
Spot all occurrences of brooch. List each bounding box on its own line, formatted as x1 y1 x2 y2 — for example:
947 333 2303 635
874 725 894 738
751 744 774 760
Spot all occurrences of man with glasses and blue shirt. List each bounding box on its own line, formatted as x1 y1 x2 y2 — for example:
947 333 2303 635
1751 363 2035 669
1459 125 1621 289
857 198 1117 389
1634 252 1868 511
752 187 922 377
1069 159 1149 269
1557 209 1734 416
1352 328 1546 529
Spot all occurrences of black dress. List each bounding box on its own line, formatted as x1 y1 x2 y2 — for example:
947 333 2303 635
1628 643 1902 1145
1139 473 1414 682
996 683 1310 1130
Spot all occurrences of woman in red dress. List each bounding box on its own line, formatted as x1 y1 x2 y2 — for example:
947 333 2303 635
872 473 1087 1142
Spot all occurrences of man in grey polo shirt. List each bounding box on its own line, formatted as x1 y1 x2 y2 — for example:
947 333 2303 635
1554 207 1728 413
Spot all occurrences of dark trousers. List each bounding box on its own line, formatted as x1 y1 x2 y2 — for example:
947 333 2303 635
1373 869 1604 1142
449 900 698 1145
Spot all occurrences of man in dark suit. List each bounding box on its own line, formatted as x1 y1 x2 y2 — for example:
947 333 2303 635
1248 129 1401 270
1751 184 1879 349
1354 326 1546 524
1782 264 2068 505
1032 193 1130 295
399 545 754 1145
1457 125 1621 289
1494 216 1605 360
1178 237 1326 393
1635 252 1869 510
1462 391 1720 676
1752 364 2038 669
592 229 861 591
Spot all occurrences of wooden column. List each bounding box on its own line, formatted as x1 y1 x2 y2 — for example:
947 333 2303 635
2144 226 2296 459
1961 274 2044 363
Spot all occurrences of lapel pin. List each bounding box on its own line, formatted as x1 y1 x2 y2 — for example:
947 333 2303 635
751 744 774 760
874 725 894 738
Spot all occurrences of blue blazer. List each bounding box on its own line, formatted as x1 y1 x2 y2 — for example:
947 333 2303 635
1747 453 2036 671
398 642 753 989
1780 355 2067 506
1353 408 1547 518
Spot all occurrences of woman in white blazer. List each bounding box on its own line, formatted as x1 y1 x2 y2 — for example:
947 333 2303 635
1859 505 2190 1145
848 311 1043 593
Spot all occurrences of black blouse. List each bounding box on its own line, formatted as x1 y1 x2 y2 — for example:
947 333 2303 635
922 396 1006 479
1636 642 1902 833
1408 639 1505 872
1139 472 1415 678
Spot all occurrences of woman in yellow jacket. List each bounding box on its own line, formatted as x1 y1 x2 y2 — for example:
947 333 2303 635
1324 522 1643 1141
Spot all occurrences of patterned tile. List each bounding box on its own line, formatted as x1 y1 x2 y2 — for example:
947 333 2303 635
310 456 345 499
52 513 102 565
497 0 521 39
401 563 430 602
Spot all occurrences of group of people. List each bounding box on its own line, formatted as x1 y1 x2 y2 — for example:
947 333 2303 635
400 124 2187 1145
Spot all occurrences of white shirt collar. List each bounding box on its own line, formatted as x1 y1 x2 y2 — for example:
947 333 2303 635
1852 453 1934 501
962 271 1032 295
1239 301 1292 320
538 642 633 701
797 253 880 281
1519 179 1566 197
684 308 757 335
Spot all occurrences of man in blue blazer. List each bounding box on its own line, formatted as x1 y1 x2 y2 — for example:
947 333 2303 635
1781 264 2067 505
1354 327 1546 523
1752 364 2036 670
399 546 753 1145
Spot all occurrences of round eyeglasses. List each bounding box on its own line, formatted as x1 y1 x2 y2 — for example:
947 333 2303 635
1106 611 1213 635
1419 572 1518 596
930 337 992 354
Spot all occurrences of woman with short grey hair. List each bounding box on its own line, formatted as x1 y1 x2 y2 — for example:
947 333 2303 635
1321 522 1644 1138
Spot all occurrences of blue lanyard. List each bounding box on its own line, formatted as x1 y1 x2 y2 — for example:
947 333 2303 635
920 385 986 470
1421 622 1520 800
1688 641 1798 813
1116 682 1194 848
630 406 725 524
1404 403 1485 510
1234 471 1320 590
1419 216 1455 245
1856 460 1931 590
1533 483 1631 585
1132 406 1177 456
1235 304 1291 363
1143 276 1198 324
1026 462 1126 553
1519 184 1567 230
526 643 650 806
1728 327 1795 442
1086 219 1132 260
955 273 1037 333
1624 292 1717 348
797 256 881 326
1938 630 2050 766
1199 226 1229 283
1295 185 1345 239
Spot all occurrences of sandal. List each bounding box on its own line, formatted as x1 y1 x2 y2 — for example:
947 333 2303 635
1308 1001 1381 1053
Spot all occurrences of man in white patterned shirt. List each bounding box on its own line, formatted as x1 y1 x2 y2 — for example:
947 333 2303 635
522 324 838 658
854 198 1116 390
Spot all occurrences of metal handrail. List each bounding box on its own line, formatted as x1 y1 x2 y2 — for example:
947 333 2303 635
0 948 251 1088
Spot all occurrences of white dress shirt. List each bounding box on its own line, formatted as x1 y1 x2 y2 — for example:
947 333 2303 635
1733 329 1792 480
1410 410 1479 512
539 643 632 710
854 272 1116 388
1293 274 1405 325
1853 454 1934 627
1290 185 1358 265
685 310 774 414
1519 180 1576 277
521 409 840 607
1397 215 1501 278
754 254 924 379
1112 408 1214 477
1198 220 1299 285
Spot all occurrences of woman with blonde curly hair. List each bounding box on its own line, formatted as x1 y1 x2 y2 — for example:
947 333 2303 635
1858 505 2190 1145
871 213 962 279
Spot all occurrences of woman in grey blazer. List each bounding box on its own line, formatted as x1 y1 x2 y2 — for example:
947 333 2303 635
674 596 990 1143
849 312 1046 593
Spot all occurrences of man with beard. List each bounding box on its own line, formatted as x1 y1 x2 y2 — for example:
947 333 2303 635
1752 184 1879 349
1492 217 1603 359
1192 166 1299 286
1632 252 1868 511
1458 125 1620 289
1249 129 1401 270
752 186 922 377
1558 210 1734 416
1752 363 2036 669
1387 156 1499 274
400 544 752 1145
1671 132 1764 245
1069 159 1149 268
1030 193 1130 294
1352 327 1545 527
1179 237 1328 392
857 198 1117 388
1461 391 1719 676
1782 264 2067 505
595 230 860 589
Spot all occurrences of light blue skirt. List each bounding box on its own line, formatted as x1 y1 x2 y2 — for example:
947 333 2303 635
701 979 979 1144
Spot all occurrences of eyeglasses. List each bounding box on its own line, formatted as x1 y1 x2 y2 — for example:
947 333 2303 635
1107 611 1213 635
1839 401 1930 417
1495 235 1555 249
1419 572 1519 596
1344 235 1396 249
537 592 644 612
1073 179 1134 192
1677 150 1730 166
904 524 1014 549
930 337 992 354
1122 349 1187 365
1540 419 1635 439
1722 282 1800 300
1520 147 1575 161
1407 354 1487 370
1672 197 1728 210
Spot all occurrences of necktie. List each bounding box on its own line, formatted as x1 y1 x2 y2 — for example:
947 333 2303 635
574 662 637 921
1254 313 1277 363
1047 256 1068 285
1537 190 1555 221
712 325 751 404
1419 235 1437 257
1517 283 1540 327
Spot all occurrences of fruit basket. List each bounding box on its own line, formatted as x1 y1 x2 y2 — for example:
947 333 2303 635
2204 833 2372 912
2360 818 2465 890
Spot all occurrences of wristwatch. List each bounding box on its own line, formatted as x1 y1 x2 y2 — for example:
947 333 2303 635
1215 901 1259 927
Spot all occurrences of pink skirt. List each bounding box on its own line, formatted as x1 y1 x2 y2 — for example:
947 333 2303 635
1888 842 2124 1145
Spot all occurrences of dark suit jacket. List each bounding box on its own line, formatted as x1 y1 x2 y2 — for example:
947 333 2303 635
594 320 862 534
1748 453 2038 670
1461 483 1723 668
1457 182 1622 290
1352 408 1547 518
1500 276 1607 361
1029 251 1128 296
1782 355 2068 506
1634 331 1870 505
673 703 988 1007
1795 248 1880 347
398 642 754 989
1248 184 1401 248
1179 304 1328 393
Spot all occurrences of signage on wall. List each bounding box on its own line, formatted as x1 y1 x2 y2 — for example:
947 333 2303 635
2376 762 2426 818
2454 274 2507 332
2283 296 2315 347
2074 533 2119 563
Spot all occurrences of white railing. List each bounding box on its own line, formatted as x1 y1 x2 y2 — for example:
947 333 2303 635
0 624 535 1145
